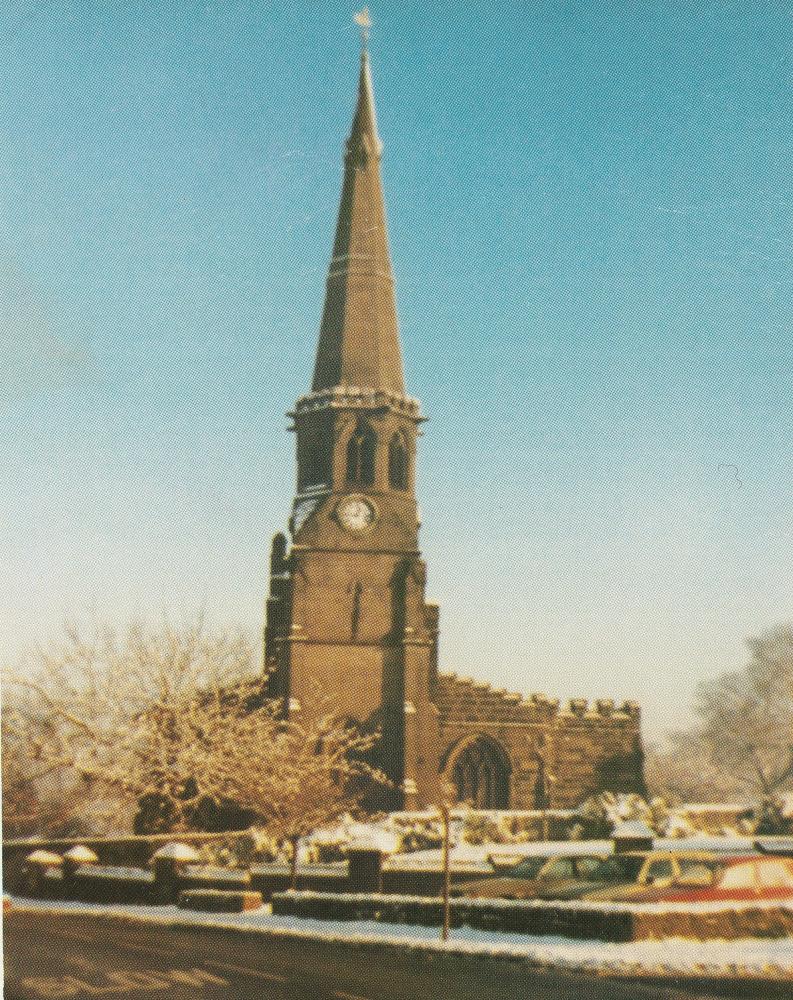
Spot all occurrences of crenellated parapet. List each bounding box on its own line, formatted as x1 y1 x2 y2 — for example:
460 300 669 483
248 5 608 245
437 672 640 726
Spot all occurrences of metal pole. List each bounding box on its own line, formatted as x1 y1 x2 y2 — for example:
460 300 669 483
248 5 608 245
441 803 450 942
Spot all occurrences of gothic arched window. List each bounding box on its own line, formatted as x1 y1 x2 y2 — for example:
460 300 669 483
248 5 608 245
388 432 409 490
450 737 510 809
346 422 376 486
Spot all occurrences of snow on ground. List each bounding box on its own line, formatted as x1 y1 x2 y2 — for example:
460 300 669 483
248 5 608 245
386 840 613 869
10 897 793 983
385 835 757 869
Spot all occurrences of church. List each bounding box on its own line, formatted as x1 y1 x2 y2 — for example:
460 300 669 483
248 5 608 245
263 46 644 812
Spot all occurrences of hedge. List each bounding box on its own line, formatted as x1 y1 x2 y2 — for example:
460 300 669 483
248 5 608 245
178 889 263 913
271 891 793 942
69 865 156 905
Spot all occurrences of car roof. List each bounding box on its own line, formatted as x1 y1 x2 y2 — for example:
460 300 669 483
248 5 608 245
720 853 790 866
619 850 717 860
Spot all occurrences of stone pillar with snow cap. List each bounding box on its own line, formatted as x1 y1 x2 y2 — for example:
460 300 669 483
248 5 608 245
612 820 654 853
151 842 201 903
62 844 99 894
346 829 396 893
22 850 63 897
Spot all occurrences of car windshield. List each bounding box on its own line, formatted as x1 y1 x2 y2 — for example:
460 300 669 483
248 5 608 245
507 857 548 878
587 855 646 881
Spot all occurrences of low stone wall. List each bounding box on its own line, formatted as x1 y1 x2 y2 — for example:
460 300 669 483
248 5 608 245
249 863 347 901
10 853 352 906
2 831 253 890
271 891 793 943
67 866 156 906
382 867 498 897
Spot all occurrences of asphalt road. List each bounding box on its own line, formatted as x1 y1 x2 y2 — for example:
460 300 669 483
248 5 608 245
3 910 788 1000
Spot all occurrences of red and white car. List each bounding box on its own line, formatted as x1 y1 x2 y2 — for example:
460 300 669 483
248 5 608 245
658 854 793 903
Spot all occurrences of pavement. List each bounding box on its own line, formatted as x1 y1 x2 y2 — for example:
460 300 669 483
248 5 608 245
4 909 791 1000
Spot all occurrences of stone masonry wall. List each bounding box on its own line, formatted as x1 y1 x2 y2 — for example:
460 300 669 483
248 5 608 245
435 674 644 809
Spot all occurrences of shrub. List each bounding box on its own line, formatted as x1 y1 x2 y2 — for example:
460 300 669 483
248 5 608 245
755 797 792 835
178 889 263 913
398 820 443 853
462 814 507 845
573 792 664 838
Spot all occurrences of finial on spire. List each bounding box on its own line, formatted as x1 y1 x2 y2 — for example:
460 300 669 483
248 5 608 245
353 7 372 49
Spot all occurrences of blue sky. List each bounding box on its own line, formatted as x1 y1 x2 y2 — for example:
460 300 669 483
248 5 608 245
1 2 791 738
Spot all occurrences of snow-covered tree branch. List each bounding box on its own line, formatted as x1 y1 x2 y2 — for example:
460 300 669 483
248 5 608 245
647 623 793 807
2 616 388 844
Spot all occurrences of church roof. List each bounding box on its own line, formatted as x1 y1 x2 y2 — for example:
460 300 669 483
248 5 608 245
311 48 406 396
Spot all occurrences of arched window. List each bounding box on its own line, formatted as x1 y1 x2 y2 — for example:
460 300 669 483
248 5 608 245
301 444 331 491
346 422 376 486
449 737 510 808
388 432 409 490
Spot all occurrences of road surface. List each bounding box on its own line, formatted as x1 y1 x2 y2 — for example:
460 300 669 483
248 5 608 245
3 909 787 1000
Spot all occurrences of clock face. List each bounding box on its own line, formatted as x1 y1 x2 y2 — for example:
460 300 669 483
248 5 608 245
337 496 376 532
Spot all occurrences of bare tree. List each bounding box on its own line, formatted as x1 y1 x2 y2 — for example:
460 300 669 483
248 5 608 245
3 617 388 851
3 616 257 833
215 698 389 886
647 624 793 804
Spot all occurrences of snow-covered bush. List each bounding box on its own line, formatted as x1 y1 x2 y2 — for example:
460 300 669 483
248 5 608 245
462 813 510 845
661 812 697 839
302 814 399 862
397 819 443 853
571 792 668 838
754 797 792 835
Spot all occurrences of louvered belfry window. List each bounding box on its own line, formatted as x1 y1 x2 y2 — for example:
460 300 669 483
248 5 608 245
388 432 409 490
346 422 376 486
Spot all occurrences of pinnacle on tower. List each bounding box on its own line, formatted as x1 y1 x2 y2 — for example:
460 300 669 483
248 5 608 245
311 47 406 396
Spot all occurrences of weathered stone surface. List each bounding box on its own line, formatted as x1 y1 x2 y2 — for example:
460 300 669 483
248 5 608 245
262 50 644 811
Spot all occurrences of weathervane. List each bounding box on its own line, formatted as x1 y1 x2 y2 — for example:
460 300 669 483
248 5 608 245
353 7 372 49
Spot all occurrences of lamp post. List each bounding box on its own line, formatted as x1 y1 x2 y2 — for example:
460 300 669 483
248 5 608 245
541 773 557 842
535 725 557 842
441 801 451 941
438 781 456 942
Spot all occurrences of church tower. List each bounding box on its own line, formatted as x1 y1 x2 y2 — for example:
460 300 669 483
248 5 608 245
264 46 441 809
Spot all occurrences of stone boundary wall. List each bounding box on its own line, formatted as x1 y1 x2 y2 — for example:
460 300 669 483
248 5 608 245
9 852 498 903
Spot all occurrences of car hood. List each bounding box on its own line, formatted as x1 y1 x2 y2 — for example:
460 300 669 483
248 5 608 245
534 878 631 901
453 877 541 898
583 882 666 903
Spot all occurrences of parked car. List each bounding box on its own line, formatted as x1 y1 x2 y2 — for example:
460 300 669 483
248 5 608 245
453 852 608 900
755 838 793 858
579 851 725 903
652 855 793 903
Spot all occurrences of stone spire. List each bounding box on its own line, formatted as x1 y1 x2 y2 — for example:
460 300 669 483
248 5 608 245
311 48 406 396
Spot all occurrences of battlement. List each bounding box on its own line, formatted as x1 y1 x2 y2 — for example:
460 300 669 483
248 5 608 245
437 672 640 723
